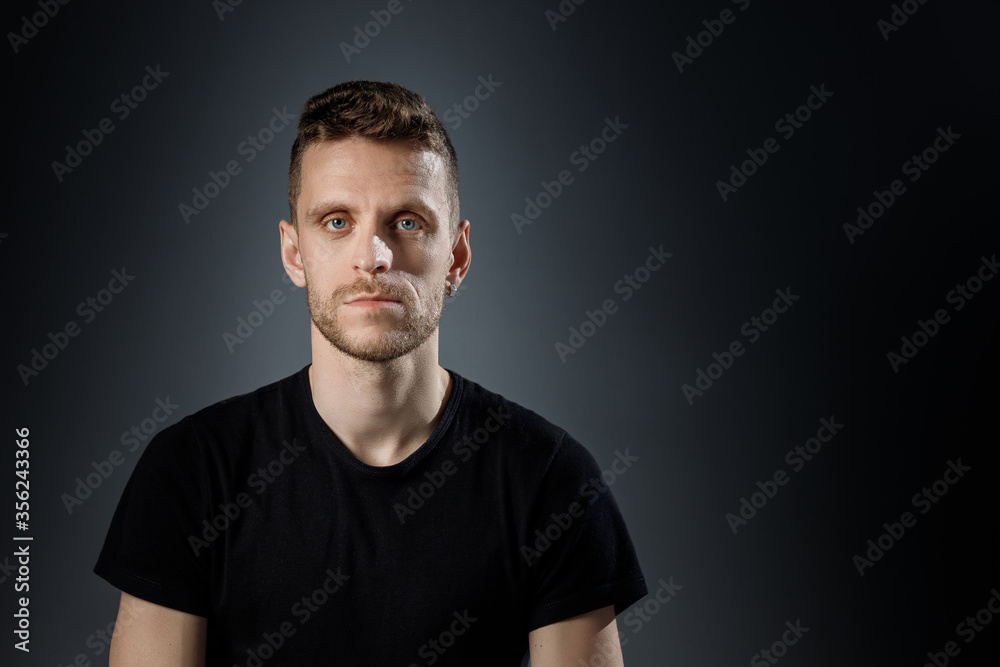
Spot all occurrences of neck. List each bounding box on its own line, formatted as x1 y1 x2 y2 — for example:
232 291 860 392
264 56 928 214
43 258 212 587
307 323 452 467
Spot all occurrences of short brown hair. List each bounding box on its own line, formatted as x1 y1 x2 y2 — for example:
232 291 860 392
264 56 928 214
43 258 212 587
287 80 459 232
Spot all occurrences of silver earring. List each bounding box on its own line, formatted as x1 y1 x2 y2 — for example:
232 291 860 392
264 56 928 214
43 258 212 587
445 282 457 297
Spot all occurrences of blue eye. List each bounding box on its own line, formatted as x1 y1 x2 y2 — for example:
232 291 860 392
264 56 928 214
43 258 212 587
396 219 419 231
326 218 348 230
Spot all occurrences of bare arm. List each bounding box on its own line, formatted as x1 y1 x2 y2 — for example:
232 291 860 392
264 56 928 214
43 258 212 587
528 604 624 667
109 591 207 667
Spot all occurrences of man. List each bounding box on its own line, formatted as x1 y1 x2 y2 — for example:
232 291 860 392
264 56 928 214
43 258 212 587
95 80 647 665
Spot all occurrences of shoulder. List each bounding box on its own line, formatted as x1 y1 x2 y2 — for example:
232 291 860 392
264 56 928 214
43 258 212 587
191 366 308 425
139 367 306 463
451 371 598 478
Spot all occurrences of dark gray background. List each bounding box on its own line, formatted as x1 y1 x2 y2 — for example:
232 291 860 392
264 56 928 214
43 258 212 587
3 0 999 664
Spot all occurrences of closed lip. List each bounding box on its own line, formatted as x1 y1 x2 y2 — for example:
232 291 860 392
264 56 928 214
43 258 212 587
346 294 400 304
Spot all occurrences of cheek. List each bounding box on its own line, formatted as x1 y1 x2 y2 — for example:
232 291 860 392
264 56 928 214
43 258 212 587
301 242 341 281
305 237 336 264
417 243 453 274
388 248 442 284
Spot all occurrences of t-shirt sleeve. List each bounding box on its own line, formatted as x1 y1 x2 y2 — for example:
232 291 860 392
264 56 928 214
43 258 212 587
93 417 213 617
523 432 647 632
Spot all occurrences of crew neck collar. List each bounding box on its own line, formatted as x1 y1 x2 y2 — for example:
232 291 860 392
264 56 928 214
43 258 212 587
295 364 464 477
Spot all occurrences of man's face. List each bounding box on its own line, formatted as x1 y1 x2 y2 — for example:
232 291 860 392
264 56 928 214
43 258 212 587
280 137 468 363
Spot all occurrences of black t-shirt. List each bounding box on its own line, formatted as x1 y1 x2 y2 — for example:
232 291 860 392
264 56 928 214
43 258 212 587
94 366 647 665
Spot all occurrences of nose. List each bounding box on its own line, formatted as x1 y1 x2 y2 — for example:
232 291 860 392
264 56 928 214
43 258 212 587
352 229 392 275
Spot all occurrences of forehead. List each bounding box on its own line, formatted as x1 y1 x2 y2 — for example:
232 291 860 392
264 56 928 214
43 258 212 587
298 138 447 217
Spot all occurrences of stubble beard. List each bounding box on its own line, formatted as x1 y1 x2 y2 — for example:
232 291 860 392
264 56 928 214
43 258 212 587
305 274 445 363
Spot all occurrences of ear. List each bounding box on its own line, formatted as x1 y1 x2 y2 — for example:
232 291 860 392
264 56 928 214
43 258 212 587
447 219 472 287
279 219 307 288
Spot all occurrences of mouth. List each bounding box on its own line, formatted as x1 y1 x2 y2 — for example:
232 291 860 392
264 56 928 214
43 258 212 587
346 293 402 305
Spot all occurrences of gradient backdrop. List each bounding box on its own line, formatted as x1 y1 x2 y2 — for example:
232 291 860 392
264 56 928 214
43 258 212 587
4 0 999 664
